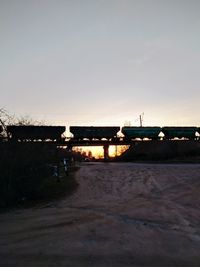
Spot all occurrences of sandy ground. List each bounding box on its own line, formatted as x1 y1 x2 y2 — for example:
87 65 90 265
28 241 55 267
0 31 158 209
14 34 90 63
1 162 200 267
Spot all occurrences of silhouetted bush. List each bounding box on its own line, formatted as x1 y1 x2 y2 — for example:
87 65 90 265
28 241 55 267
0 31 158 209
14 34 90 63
0 143 67 207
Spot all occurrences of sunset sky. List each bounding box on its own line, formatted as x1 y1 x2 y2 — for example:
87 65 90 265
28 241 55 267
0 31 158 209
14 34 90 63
1 0 200 133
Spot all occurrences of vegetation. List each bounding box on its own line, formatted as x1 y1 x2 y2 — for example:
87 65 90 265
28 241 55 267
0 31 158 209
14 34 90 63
0 142 79 208
0 109 79 209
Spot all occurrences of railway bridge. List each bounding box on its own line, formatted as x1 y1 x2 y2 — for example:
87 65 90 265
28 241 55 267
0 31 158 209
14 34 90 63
64 139 131 160
1 125 200 160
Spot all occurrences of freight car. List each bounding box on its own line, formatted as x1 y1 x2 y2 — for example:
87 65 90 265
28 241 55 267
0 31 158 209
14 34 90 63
122 126 161 140
162 127 198 140
70 126 120 140
7 125 66 142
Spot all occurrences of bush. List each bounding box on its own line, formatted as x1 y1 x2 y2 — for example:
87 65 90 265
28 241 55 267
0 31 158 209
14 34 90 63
0 143 64 207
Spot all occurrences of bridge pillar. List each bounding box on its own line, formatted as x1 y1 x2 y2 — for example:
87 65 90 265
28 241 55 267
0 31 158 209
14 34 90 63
103 144 109 161
66 144 73 152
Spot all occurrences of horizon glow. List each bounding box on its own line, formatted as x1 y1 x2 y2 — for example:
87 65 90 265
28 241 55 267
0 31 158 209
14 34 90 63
1 1 200 131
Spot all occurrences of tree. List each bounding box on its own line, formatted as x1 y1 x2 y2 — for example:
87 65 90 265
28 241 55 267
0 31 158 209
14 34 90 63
88 150 92 158
16 115 44 126
0 108 45 126
124 121 131 126
0 108 15 137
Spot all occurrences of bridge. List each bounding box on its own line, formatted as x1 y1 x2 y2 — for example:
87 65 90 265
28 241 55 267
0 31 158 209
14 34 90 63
2 137 200 160
63 138 131 160
55 138 200 161
2 125 200 160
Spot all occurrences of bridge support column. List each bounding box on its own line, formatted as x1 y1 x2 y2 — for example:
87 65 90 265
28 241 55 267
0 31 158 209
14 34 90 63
103 144 109 161
67 144 73 151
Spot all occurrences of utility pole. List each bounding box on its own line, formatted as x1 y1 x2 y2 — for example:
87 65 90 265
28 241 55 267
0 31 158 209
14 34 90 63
139 113 144 127
139 115 142 127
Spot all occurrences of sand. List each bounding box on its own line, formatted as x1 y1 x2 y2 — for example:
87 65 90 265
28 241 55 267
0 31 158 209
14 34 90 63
0 162 200 267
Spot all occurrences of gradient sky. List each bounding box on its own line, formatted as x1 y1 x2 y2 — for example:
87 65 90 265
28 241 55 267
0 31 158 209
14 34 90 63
1 0 200 133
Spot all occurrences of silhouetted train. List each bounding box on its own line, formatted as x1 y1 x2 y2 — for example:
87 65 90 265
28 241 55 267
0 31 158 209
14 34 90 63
7 126 66 142
122 126 161 140
70 126 200 141
1 125 200 142
70 126 120 140
122 126 198 141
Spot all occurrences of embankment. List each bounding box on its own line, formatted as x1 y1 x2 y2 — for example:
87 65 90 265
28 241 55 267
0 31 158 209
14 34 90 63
118 140 200 162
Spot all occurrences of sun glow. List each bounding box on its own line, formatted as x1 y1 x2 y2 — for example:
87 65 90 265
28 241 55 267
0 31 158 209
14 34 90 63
73 145 129 159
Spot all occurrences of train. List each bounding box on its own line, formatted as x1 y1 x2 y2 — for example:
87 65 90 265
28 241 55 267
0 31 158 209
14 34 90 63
70 126 120 140
122 126 162 140
0 125 200 142
122 126 199 141
70 126 200 141
161 127 197 140
6 126 66 142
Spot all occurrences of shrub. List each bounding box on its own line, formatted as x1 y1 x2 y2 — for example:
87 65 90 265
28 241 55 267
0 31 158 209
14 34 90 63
0 143 59 207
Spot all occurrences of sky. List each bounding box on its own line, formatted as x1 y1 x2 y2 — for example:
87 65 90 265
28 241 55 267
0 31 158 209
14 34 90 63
1 0 200 134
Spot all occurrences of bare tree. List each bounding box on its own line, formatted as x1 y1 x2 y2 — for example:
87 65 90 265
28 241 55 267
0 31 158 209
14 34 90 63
0 108 15 137
88 150 92 158
124 121 131 126
16 115 44 126
0 108 45 138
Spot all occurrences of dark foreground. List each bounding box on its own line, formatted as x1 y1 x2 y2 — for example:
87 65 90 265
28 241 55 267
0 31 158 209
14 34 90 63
0 162 200 267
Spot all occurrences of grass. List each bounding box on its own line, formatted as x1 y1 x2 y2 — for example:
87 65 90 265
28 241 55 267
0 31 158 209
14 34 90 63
38 167 79 200
0 167 79 212
0 143 80 211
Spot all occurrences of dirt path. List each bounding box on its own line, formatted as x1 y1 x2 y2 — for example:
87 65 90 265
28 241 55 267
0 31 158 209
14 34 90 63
1 162 200 267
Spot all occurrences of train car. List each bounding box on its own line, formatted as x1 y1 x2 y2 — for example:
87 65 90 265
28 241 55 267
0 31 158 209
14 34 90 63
7 125 66 142
162 127 198 140
122 126 162 140
70 126 120 140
